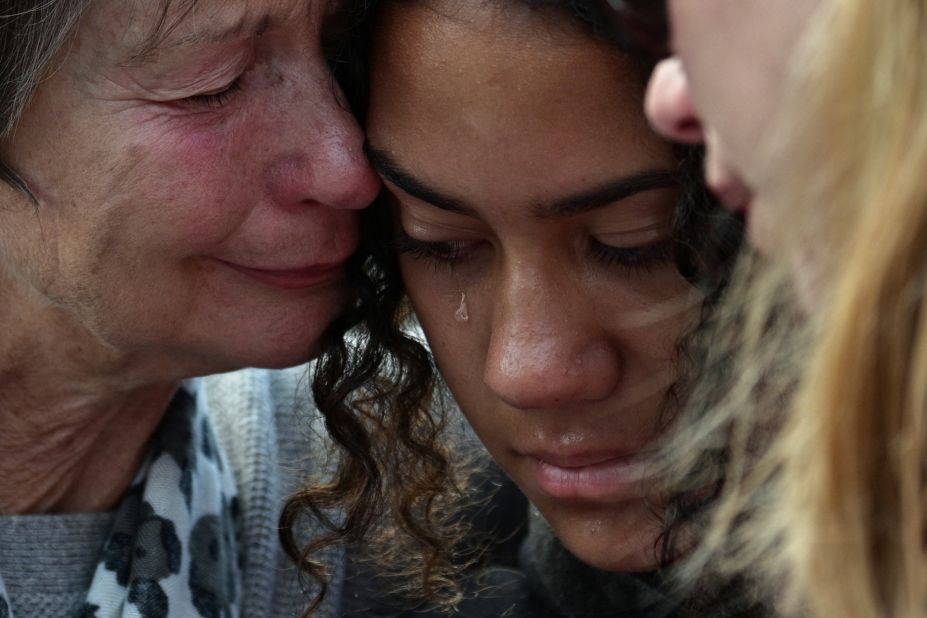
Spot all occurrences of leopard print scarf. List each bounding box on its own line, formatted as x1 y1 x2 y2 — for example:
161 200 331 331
0 386 241 618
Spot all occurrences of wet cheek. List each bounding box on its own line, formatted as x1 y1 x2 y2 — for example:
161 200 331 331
401 261 486 378
405 287 461 353
401 259 484 326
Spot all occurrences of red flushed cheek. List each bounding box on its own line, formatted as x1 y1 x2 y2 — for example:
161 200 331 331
146 118 260 251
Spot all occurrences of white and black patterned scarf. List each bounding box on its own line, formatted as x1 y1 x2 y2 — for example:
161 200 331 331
0 386 241 618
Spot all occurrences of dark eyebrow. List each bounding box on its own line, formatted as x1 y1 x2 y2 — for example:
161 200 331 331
367 145 679 217
536 170 679 218
367 146 474 215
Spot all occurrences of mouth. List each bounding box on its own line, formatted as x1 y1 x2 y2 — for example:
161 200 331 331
219 259 348 290
530 450 654 501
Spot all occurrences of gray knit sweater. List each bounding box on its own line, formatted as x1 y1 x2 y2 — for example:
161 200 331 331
0 366 343 617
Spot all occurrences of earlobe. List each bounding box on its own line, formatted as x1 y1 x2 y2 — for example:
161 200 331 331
644 56 704 145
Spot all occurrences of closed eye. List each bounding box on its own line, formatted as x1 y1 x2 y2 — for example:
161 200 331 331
588 237 675 276
393 230 484 270
180 78 243 108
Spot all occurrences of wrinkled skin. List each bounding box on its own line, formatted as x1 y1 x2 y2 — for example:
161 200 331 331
0 0 380 376
0 0 379 514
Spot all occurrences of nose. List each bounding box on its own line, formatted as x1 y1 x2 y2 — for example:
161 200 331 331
267 68 381 212
482 270 622 410
645 56 704 144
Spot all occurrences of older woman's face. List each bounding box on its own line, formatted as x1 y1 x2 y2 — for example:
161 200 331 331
645 0 820 253
369 2 699 571
0 0 379 371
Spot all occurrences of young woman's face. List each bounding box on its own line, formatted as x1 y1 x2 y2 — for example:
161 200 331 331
368 2 700 571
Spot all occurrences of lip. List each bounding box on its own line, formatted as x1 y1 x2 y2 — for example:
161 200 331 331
531 450 653 501
220 259 347 290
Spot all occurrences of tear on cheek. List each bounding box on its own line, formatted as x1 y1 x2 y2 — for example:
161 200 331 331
455 291 469 322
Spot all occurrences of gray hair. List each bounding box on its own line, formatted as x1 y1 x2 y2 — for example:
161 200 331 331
0 0 197 197
0 1 89 194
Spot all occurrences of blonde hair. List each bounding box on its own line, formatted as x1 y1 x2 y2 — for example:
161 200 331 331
663 1 927 616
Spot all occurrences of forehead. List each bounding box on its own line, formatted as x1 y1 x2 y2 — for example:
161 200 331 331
372 2 647 125
372 2 645 133
78 0 311 63
368 2 663 186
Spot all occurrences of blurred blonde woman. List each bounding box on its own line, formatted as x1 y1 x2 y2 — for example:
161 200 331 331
600 1 927 617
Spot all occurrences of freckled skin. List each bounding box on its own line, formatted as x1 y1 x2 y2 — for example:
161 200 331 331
0 0 380 376
369 3 700 571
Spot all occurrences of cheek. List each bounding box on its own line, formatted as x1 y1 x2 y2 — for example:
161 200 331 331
28 114 263 318
597 273 701 400
402 261 470 354
84 104 270 256
400 257 494 397
126 118 259 252
615 283 700 341
628 292 699 361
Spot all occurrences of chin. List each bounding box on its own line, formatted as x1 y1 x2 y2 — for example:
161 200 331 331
545 503 664 573
565 539 661 573
195 298 348 372
236 320 337 369
234 339 324 370
179 333 321 377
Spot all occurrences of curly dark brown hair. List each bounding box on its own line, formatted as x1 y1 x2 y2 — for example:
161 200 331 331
280 0 744 615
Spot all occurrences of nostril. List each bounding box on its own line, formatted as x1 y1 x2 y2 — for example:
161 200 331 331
669 117 704 145
676 118 702 136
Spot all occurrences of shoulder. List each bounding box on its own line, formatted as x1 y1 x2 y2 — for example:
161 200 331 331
199 364 329 483
197 365 342 617
199 364 313 415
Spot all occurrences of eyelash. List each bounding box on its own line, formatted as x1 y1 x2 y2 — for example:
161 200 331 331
588 238 675 276
393 232 477 270
394 230 676 275
182 78 243 108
